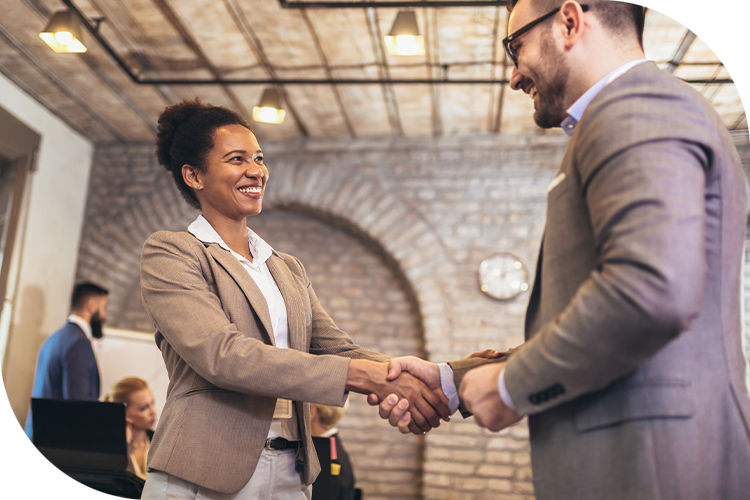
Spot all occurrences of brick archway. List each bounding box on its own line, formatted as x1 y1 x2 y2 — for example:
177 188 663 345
77 143 454 361
263 161 454 359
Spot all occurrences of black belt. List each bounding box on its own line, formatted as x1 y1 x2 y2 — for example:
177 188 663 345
265 438 301 451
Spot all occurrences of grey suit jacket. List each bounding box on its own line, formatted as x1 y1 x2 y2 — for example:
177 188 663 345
453 62 750 499
140 230 388 494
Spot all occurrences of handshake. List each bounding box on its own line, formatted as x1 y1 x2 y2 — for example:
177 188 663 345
345 349 521 435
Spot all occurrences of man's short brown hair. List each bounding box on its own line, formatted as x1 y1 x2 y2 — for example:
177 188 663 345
507 0 645 49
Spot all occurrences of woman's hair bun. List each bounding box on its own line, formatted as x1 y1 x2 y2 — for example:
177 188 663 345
155 99 206 172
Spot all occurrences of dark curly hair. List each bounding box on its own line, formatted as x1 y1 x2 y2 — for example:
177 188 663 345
155 98 252 210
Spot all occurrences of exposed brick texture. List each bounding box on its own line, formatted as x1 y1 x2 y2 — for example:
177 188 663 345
77 131 750 500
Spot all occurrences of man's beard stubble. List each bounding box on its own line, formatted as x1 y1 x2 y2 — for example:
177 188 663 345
90 311 104 339
533 36 571 129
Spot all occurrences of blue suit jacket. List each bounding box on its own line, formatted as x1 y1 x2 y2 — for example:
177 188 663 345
24 321 100 438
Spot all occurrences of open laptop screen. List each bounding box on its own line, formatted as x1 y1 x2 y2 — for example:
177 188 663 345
31 398 129 472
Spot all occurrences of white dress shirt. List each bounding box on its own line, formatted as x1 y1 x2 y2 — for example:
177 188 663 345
188 215 299 440
440 59 649 416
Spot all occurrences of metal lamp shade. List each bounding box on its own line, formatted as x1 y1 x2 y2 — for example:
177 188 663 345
384 11 425 56
39 11 87 53
252 88 286 124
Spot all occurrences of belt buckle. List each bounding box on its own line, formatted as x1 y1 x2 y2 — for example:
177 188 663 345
264 438 274 450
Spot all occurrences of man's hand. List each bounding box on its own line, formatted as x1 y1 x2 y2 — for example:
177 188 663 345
459 361 521 432
462 349 505 360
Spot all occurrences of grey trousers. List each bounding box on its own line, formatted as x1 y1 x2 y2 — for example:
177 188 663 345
141 449 312 500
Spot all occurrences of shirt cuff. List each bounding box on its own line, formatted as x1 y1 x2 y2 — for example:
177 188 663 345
498 368 516 412
438 363 460 415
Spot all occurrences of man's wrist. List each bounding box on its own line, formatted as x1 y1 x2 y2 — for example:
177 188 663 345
438 363 460 414
497 368 516 412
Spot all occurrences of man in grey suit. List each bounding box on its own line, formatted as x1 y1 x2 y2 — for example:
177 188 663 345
375 1 750 498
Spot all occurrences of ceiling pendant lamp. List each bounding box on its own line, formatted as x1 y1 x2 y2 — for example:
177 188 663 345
252 88 286 125
384 10 425 56
39 10 87 53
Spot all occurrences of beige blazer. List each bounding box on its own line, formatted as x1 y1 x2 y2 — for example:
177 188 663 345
140 230 388 494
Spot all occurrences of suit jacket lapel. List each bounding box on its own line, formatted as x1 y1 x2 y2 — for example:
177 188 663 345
524 231 544 339
206 244 276 345
266 256 306 352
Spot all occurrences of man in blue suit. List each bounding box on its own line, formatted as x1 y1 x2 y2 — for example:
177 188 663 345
24 282 109 439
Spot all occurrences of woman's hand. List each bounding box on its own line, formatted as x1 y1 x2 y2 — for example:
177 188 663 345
346 359 449 435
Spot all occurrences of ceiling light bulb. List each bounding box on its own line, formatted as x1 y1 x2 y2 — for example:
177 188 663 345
384 11 425 56
55 31 73 45
67 39 86 52
39 11 87 53
259 107 278 122
396 35 418 53
252 88 286 124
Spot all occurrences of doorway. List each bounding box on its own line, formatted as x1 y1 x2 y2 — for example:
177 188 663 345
0 105 40 371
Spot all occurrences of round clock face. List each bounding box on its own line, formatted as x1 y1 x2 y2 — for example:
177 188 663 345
478 253 530 300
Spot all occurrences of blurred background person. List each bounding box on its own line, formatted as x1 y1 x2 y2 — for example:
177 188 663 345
103 376 157 480
310 402 356 500
24 282 109 439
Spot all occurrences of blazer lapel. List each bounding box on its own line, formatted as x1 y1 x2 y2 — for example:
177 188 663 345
524 231 544 339
206 244 276 345
266 256 306 352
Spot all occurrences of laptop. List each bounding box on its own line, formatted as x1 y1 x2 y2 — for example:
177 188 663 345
31 398 129 472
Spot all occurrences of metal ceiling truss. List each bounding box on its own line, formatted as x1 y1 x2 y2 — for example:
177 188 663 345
59 0 732 87
279 0 507 7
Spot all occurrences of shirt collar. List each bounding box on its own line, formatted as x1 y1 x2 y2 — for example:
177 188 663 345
68 314 92 340
561 59 647 136
188 214 279 264
320 427 338 438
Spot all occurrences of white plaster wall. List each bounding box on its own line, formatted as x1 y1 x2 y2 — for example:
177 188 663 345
97 328 169 424
0 71 102 500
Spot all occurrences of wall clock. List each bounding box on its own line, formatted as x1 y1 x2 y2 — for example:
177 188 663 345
478 253 529 300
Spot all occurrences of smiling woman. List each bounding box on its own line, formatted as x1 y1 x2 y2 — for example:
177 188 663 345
139 99 449 500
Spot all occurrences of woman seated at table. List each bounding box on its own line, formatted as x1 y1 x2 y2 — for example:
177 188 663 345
103 376 156 480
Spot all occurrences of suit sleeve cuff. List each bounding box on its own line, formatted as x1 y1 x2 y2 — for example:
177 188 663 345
498 367 516 412
438 362 460 415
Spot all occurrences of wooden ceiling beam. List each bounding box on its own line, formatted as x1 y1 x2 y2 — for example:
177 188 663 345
731 112 746 131
665 30 697 73
0 22 126 142
426 7 442 136
23 0 162 139
492 7 508 134
300 10 357 137
150 0 251 120
91 0 181 105
365 7 403 136
222 0 310 137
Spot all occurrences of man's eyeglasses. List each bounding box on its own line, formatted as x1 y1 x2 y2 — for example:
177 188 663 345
502 4 590 67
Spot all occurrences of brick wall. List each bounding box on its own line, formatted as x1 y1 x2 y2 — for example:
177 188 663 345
77 130 750 500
